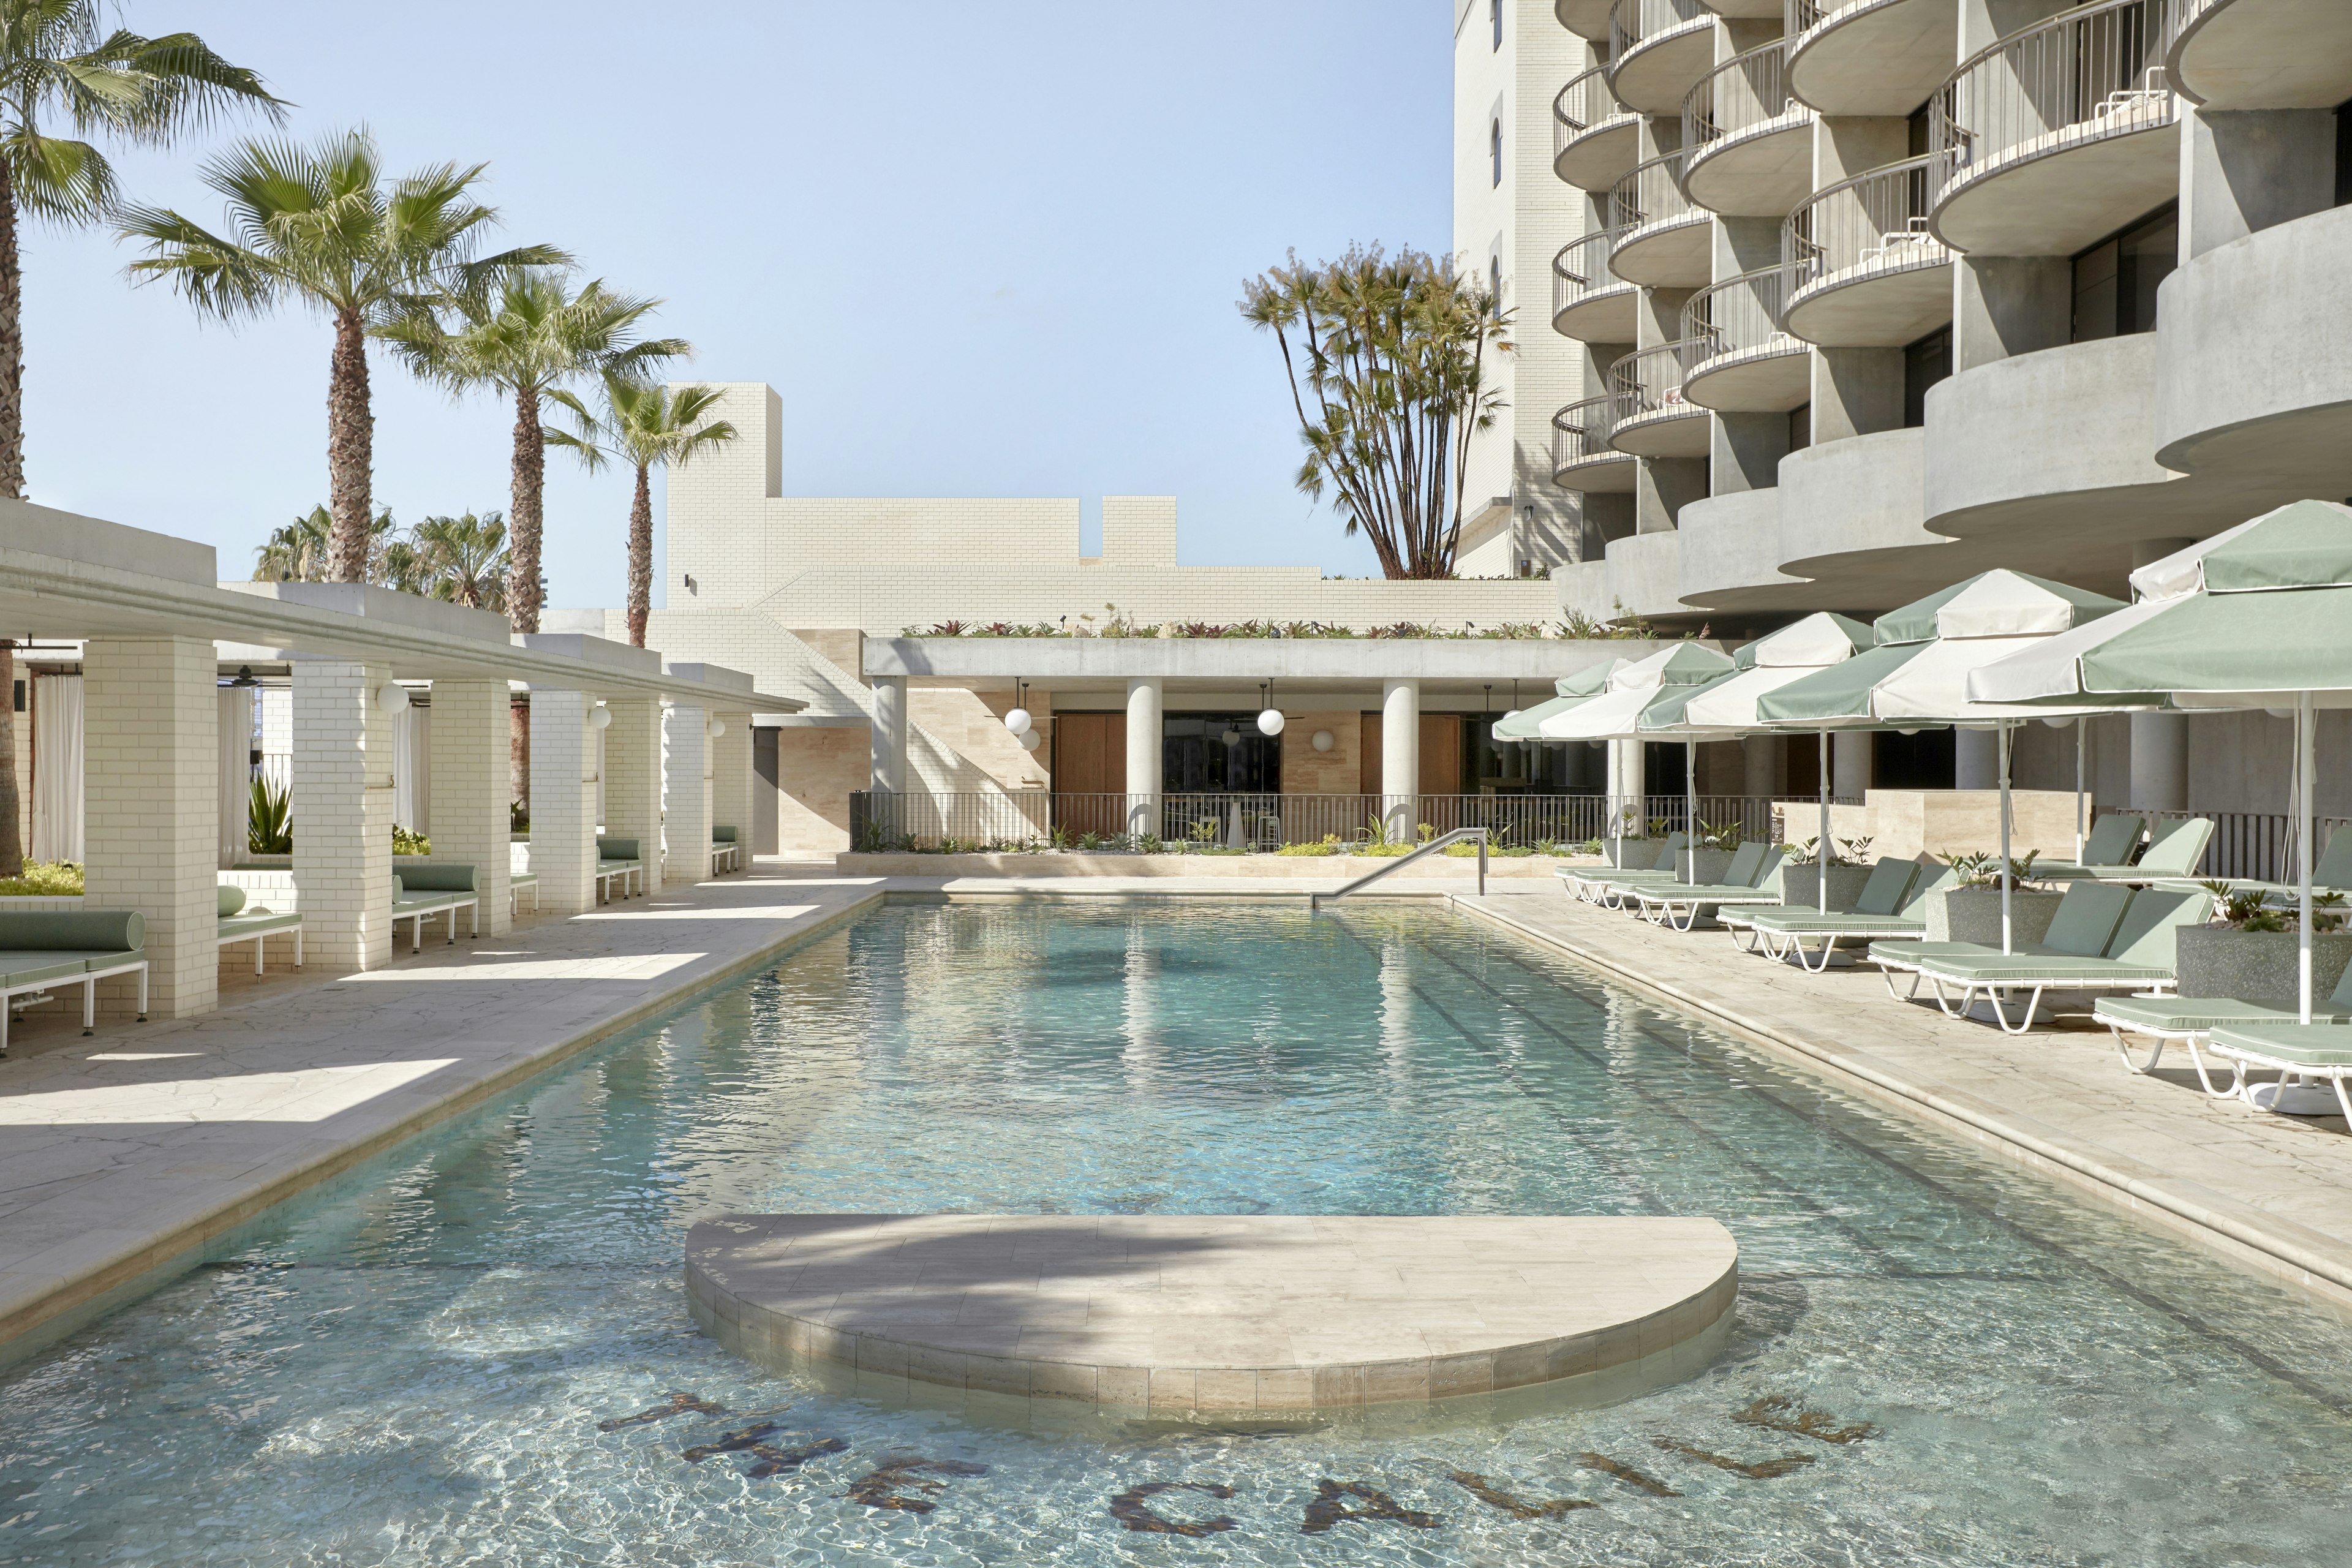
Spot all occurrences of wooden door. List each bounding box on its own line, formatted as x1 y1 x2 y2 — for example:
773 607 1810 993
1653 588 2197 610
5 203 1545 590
1051 712 1126 835
1355 714 1464 799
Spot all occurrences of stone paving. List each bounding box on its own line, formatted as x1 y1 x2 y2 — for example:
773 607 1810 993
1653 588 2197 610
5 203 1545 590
1458 890 2352 1316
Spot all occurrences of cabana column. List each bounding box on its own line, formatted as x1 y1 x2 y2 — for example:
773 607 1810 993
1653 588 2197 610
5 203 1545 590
292 660 397 973
83 635 216 1019
529 689 599 916
666 704 714 884
426 679 513 938
603 697 664 896
710 709 753 864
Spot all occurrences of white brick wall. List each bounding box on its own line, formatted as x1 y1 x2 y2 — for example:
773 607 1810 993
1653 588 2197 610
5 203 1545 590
84 636 217 1020
529 691 598 916
602 697 664 895
292 660 396 973
709 710 753 854
663 705 712 884
427 679 511 937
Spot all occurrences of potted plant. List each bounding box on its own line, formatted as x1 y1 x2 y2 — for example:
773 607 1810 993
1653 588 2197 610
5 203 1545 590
2174 886 2352 1005
1778 835 1877 913
1920 851 2065 944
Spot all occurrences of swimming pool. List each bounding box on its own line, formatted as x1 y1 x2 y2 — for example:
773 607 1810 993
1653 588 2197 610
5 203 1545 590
3 900 2349 1564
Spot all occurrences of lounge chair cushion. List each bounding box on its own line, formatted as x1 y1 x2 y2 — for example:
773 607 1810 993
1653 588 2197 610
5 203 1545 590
2041 883 2136 958
0 951 105 989
2207 1023 2352 1069
2095 996 2352 1034
2086 817 2211 880
0 911 145 953
219 911 303 940
217 884 247 918
1750 910 1924 937
1915 954 2174 985
1850 858 1921 917
2102 888 2212 967
395 863 478 894
2039 813 2147 877
1895 864 1962 916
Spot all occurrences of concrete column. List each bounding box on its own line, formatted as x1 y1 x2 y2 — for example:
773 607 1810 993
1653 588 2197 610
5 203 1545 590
83 636 216 1020
603 696 663 894
710 710 754 863
1636 459 1708 533
1712 415 1790 494
1381 679 1420 842
868 676 908 795
1955 728 2000 790
1811 349 1904 442
529 689 598 916
1953 257 2071 373
292 660 396 974
665 703 714 884
1124 677 1162 837
426 679 512 938
2130 538 2195 812
1609 737 1645 831
2180 108 2339 263
1832 730 1871 801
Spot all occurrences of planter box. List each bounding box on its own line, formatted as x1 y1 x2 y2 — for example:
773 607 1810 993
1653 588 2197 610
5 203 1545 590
1779 864 1876 914
1921 888 2064 946
2175 928 2352 1006
834 852 1574 880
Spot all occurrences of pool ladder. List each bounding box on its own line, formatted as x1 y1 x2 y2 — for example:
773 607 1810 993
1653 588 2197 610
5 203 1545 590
1309 827 1488 908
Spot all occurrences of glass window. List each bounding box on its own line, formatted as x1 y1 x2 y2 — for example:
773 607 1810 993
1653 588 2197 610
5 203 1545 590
1903 326 1950 429
2073 203 2175 341
1491 0 1502 50
1787 401 1811 452
1161 715 1281 795
1491 119 1502 186
1489 255 1502 313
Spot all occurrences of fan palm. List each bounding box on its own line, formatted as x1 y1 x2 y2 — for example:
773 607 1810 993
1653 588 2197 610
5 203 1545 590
411 509 508 611
252 502 402 583
118 129 564 582
547 373 736 647
380 271 680 632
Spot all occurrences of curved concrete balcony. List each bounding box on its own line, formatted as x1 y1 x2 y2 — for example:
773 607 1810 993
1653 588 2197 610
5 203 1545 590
1602 530 1690 621
1552 396 1639 493
2168 0 2352 108
1555 66 1641 192
1774 428 1947 595
1682 39 1815 217
1698 0 1780 14
1608 151 1712 287
1681 268 1810 412
1552 231 1641 342
1556 0 1617 40
1675 488 1809 611
1928 0 2184 255
1781 153 1956 347
1609 342 1712 458
2154 203 2352 500
1787 0 1960 117
1607 0 1719 116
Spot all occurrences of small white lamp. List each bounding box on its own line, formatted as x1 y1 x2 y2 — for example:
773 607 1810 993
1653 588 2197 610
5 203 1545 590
708 717 727 740
589 704 612 731
375 683 409 714
1257 709 1284 737
1005 707 1031 737
1018 728 1042 753
1311 730 1334 753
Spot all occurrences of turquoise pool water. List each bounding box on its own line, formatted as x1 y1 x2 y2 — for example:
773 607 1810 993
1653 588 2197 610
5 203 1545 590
4 901 2351 1564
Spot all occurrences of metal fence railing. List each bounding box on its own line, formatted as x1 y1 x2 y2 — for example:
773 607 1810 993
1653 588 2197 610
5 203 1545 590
1608 149 1696 241
1551 394 1623 480
2143 810 2352 886
1684 37 1804 164
1554 65 1626 154
1608 341 1699 435
1552 230 1628 330
1681 266 1796 373
1781 150 1956 323
1929 0 2179 194
1610 0 1712 69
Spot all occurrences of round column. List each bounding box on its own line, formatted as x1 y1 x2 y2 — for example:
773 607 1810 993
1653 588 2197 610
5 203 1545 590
1381 679 1419 843
1125 678 1162 838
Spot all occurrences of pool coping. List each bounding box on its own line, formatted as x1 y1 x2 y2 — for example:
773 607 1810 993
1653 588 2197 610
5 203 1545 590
1454 892 2352 1320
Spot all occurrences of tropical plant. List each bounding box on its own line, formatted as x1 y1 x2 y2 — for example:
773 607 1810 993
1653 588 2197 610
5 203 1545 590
410 509 508 609
1239 244 1509 579
546 372 734 646
253 502 430 588
379 270 679 633
1940 848 2037 888
1694 818 1743 851
119 129 564 582
392 824 428 855
0 858 78 895
2199 881 2348 935
247 775 290 853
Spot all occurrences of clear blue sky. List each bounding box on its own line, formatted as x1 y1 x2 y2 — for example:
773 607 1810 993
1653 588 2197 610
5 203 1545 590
34 1 1452 611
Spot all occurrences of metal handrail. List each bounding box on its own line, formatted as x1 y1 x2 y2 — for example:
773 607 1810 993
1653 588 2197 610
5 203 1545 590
1608 149 1695 238
1551 394 1623 478
1554 66 1624 149
1610 0 1711 68
1782 151 1956 309
1684 37 1803 160
1551 230 1627 323
1681 266 1795 368
1310 827 1488 907
1929 0 2180 186
1608 341 1698 430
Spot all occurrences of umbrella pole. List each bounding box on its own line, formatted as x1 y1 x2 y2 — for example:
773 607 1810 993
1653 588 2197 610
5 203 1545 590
1685 739 1696 884
2074 719 2086 864
2301 693 2315 1025
1817 728 1830 916
1999 723 2015 957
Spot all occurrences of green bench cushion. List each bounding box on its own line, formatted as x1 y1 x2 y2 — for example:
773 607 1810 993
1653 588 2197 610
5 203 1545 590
0 952 105 988
394 863 478 894
596 837 640 861
511 871 540 885
713 826 738 843
0 910 145 953
218 884 247 917
219 911 303 940
394 891 472 913
2207 1024 2352 1069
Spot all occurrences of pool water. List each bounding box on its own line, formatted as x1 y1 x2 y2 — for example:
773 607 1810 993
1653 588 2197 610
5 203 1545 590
4 901 2351 1565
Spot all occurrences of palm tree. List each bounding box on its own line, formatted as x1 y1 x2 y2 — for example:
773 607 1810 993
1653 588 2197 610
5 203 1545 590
118 129 564 582
252 502 401 582
411 509 508 611
380 271 680 633
0 3 278 880
547 374 736 647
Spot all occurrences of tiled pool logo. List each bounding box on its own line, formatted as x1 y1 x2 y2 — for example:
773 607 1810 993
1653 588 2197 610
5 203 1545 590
594 1389 1879 1532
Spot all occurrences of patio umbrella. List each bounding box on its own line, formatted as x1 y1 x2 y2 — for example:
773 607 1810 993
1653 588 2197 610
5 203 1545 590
1758 571 2128 951
1643 612 1875 913
1491 658 1619 741
1969 499 2352 1031
1541 643 1738 880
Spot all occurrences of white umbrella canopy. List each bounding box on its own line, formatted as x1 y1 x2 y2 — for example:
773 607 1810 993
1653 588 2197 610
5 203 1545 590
1676 613 1876 734
1539 643 1737 878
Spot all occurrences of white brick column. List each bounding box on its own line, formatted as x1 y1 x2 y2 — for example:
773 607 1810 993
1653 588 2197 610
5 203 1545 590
84 636 216 1020
665 703 713 884
529 689 598 916
427 680 511 937
710 709 753 862
292 661 396 973
602 696 663 895
1381 678 1419 843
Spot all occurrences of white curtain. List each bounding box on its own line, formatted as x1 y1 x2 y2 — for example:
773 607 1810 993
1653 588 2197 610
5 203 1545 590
218 685 254 867
393 703 431 834
256 687 292 792
30 673 82 865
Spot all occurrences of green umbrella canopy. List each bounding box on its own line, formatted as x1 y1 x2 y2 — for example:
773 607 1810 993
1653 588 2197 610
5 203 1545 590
1538 643 1738 741
1645 612 1877 735
1492 659 1619 739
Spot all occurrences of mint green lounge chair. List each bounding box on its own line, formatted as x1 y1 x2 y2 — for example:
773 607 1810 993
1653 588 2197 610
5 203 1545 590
1630 843 1793 932
2078 816 2213 884
1560 834 1687 905
216 883 303 975
2097 959 2352 1085
0 910 147 1054
393 865 480 952
2201 1023 2352 1120
1870 881 2135 1000
712 825 741 874
1909 887 2213 1035
1728 858 1954 971
2186 824 2352 907
596 837 644 902
2030 812 2147 883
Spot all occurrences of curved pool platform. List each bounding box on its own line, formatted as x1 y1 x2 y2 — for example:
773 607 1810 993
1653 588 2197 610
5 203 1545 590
685 1213 1738 1420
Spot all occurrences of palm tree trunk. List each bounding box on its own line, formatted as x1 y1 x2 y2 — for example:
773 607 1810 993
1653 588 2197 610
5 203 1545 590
0 160 24 503
626 463 653 647
505 385 545 633
0 641 20 880
327 306 374 581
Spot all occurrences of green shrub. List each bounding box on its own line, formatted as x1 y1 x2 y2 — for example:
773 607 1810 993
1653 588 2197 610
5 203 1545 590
248 778 292 854
1275 841 1336 857
0 861 83 896
393 825 430 856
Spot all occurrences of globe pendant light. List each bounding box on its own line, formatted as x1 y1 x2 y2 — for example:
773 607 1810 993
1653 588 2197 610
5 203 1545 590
1256 680 1284 737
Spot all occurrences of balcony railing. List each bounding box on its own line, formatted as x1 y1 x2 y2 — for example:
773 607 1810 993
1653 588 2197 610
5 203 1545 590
1681 267 1794 369
1610 0 1713 67
1609 341 1699 432
1554 66 1626 150
1551 395 1622 478
1608 149 1696 238
1684 37 1804 160
1785 0 1825 31
1782 151 1957 306
1929 0 2180 187
1551 230 1628 325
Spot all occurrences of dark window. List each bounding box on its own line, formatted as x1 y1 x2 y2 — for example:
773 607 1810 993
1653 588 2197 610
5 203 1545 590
1874 728 1957 790
2072 203 2176 341
1491 0 1502 50
1643 742 1686 797
1787 401 1811 452
1489 255 1502 312
1907 102 1931 159
1161 714 1281 794
2337 96 2352 207
1491 119 1502 186
8 679 20 714
1902 326 1950 428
